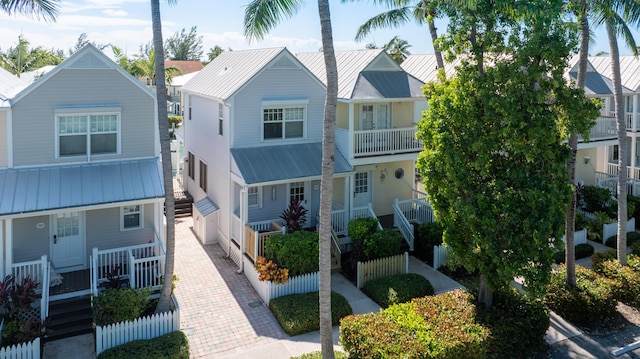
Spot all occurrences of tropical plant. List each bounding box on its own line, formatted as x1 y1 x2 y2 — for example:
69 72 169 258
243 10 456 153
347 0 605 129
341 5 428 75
132 46 182 86
280 198 308 233
382 35 411 64
0 0 59 21
165 26 204 61
244 0 338 356
150 0 177 315
0 34 63 77
206 45 224 63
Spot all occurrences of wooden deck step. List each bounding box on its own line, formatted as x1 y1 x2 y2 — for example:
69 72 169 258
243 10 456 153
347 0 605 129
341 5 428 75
45 296 93 342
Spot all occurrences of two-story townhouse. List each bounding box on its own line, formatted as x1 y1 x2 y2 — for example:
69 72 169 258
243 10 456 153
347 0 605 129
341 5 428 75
0 45 167 329
180 47 354 272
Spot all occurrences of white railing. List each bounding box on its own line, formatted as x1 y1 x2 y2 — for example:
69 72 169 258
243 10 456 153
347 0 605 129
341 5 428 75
356 252 409 289
95 294 180 355
0 337 40 359
578 209 596 221
244 257 320 305
351 203 383 231
12 255 49 321
395 198 434 224
603 218 636 245
353 127 422 157
412 189 428 200
578 116 617 142
595 171 640 196
433 245 451 270
91 241 166 296
331 209 347 236
611 111 640 131
561 229 587 246
231 213 243 244
393 200 415 251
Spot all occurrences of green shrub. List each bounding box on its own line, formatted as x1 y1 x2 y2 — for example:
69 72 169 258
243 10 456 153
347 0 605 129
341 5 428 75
269 291 352 336
347 217 380 245
168 116 182 128
97 331 189 359
545 265 617 329
605 231 640 248
554 243 595 264
93 287 153 326
415 221 444 264
341 290 489 359
592 258 640 308
264 231 319 276
631 242 640 257
290 352 348 359
582 185 613 213
591 250 617 270
608 200 636 220
586 211 614 243
363 229 402 260
362 273 434 308
628 195 640 222
575 211 587 231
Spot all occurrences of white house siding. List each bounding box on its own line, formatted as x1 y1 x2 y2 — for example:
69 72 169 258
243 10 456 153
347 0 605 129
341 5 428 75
365 159 414 216
11 69 156 166
576 147 598 186
247 184 288 223
85 205 155 258
392 102 416 128
184 95 230 240
13 215 50 263
232 68 326 148
0 111 7 168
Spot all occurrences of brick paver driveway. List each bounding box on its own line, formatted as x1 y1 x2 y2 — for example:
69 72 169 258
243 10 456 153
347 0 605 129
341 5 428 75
173 217 287 358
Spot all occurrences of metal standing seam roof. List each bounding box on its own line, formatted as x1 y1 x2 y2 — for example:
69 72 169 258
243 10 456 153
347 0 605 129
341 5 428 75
230 143 353 185
401 54 461 84
0 67 28 107
297 49 388 100
589 55 640 92
194 197 218 217
352 71 424 99
0 158 164 216
181 47 287 100
568 70 633 95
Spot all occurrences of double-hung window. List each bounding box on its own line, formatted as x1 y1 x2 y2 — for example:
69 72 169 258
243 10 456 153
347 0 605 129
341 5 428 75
199 160 207 193
248 187 261 208
57 112 119 158
121 205 143 230
262 101 307 140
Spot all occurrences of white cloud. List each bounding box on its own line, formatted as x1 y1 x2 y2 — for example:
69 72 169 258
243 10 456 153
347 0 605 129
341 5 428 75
102 9 128 17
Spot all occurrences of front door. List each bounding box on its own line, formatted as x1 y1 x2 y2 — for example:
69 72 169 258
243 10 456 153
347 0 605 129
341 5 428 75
51 211 85 271
360 104 391 130
288 181 310 227
353 171 372 208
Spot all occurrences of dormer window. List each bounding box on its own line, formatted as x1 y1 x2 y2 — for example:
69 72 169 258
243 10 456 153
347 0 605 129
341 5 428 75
56 112 120 159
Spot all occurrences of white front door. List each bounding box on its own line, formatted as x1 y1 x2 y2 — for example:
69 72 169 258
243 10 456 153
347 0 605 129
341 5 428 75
288 181 310 226
360 104 391 130
51 211 85 271
353 171 372 208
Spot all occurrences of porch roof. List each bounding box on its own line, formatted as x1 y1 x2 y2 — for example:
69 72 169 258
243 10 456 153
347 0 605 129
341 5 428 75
352 71 424 99
230 143 352 185
0 158 164 216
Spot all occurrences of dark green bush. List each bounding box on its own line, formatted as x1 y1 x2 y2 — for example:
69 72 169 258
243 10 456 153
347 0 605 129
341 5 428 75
628 195 640 223
290 352 348 359
341 290 489 359
363 229 403 259
93 287 153 326
575 211 587 231
264 231 319 276
415 221 444 264
582 185 613 213
591 250 617 270
97 331 189 359
362 273 434 308
605 231 640 248
608 200 636 220
592 258 640 308
631 242 640 257
545 265 617 329
347 217 379 245
269 291 352 336
586 211 613 243
554 243 595 264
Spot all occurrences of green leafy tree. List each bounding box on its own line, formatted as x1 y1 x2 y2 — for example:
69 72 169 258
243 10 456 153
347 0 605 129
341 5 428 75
418 0 599 309
150 0 177 314
165 26 204 61
383 35 411 64
110 45 139 76
132 46 182 85
205 45 224 63
68 33 107 56
0 34 63 77
244 0 338 357
0 0 59 21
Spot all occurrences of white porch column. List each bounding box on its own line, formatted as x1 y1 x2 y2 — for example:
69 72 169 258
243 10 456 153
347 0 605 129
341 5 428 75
343 177 350 224
631 136 637 180
155 201 165 249
348 102 354 159
0 219 4 278
5 219 12 277
633 94 638 132
239 187 247 273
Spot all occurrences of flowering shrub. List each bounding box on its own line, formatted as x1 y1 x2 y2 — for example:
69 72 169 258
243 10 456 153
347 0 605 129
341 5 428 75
254 256 289 284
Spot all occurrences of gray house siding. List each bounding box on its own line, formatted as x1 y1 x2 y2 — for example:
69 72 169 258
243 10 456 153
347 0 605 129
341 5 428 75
11 69 155 166
0 111 7 168
85 205 155 258
232 68 325 148
13 215 50 262
247 180 320 228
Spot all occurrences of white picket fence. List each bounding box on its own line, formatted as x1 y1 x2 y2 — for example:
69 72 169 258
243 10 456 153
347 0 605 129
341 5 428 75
0 336 40 359
603 218 636 245
95 294 180 355
243 256 320 305
561 229 588 246
357 252 409 289
433 245 451 270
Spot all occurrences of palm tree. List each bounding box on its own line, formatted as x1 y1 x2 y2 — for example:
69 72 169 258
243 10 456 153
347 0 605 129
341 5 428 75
150 0 177 314
0 34 62 77
132 47 182 86
383 35 411 64
1 0 59 21
110 45 138 76
244 1 338 357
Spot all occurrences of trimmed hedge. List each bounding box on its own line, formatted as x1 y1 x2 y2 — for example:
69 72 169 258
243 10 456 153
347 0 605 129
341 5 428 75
93 287 152 326
554 243 595 264
591 250 617 269
362 273 434 308
97 331 189 359
264 231 319 276
269 291 352 336
290 352 348 359
605 231 640 249
545 265 617 329
363 229 403 259
593 254 640 308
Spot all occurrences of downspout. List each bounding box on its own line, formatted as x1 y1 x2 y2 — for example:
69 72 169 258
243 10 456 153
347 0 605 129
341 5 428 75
237 187 247 274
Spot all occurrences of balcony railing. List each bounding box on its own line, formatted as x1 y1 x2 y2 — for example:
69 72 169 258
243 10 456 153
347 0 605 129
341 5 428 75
610 111 640 132
353 128 423 157
578 116 617 142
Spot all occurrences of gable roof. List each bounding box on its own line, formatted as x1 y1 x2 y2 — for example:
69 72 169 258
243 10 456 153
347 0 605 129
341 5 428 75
182 47 319 101
566 58 633 96
231 143 352 185
170 71 200 87
0 67 28 107
297 49 410 100
588 55 640 92
352 71 424 99
11 44 155 105
401 54 461 84
165 60 203 75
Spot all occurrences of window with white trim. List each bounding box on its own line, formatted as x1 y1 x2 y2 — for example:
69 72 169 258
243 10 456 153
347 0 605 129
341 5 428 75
263 106 305 140
188 152 195 180
218 103 224 136
248 187 261 208
121 205 143 230
199 160 207 192
57 113 119 157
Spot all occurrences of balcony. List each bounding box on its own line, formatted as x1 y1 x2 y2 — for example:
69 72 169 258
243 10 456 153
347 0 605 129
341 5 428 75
336 127 423 159
578 115 617 142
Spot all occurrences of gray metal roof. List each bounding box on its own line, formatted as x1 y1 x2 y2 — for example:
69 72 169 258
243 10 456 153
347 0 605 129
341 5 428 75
298 49 403 100
0 67 28 107
0 158 164 216
194 197 218 217
181 47 288 100
401 54 460 84
568 70 633 95
231 143 352 185
589 55 640 92
352 71 424 99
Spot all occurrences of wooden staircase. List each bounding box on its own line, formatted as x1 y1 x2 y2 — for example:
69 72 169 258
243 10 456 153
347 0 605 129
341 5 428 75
173 190 193 217
330 228 342 272
45 296 93 342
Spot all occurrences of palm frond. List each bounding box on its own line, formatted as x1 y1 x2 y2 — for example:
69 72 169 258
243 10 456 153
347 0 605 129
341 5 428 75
244 0 304 41
1 0 60 21
355 7 414 41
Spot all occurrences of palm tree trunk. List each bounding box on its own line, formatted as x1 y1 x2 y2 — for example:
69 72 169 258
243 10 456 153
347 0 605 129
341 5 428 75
607 20 628 266
426 14 444 70
150 0 177 313
317 1 337 357
566 3 590 288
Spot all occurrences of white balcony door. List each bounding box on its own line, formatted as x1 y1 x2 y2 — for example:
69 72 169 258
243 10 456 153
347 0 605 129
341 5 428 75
51 211 85 271
360 104 391 130
353 171 372 208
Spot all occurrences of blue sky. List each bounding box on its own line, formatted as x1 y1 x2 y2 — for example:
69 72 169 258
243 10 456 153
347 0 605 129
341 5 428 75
0 0 635 59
